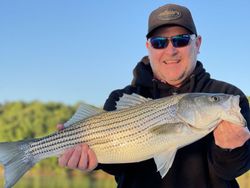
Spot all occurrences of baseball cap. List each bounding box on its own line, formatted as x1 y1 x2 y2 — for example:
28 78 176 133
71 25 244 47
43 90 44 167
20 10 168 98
146 4 197 38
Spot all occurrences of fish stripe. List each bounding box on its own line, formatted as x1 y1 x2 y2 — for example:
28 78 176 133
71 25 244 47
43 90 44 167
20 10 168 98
29 100 179 157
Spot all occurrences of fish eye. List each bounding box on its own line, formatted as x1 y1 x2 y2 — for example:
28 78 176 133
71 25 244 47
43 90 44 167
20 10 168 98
210 96 219 102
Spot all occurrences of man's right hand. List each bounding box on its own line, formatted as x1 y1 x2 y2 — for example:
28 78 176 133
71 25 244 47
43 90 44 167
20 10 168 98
57 124 98 171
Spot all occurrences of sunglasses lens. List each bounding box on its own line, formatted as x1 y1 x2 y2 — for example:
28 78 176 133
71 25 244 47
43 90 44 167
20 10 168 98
150 35 193 49
172 35 191 47
150 37 168 49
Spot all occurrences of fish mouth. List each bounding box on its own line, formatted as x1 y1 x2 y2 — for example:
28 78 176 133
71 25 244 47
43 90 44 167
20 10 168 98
227 95 247 127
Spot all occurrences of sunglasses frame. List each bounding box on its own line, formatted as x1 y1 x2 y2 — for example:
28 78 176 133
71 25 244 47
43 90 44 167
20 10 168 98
149 34 196 49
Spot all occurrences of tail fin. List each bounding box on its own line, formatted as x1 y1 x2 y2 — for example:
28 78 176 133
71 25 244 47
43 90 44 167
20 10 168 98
0 140 35 188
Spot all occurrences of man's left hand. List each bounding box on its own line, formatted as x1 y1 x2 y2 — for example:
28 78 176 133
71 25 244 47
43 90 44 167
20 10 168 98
213 120 250 149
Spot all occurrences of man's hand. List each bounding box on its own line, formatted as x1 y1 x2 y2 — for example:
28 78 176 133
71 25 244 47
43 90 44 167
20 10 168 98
213 120 250 149
57 124 98 171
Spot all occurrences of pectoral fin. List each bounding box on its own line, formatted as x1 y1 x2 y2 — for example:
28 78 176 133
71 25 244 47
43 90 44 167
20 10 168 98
150 123 184 135
154 149 177 178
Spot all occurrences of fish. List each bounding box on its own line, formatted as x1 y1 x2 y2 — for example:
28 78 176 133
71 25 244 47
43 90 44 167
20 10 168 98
0 93 247 188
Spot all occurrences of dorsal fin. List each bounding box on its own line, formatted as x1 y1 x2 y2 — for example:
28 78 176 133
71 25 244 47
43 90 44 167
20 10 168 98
116 93 151 110
63 103 104 128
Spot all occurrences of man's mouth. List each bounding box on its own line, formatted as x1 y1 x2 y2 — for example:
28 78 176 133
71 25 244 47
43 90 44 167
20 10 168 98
163 60 180 64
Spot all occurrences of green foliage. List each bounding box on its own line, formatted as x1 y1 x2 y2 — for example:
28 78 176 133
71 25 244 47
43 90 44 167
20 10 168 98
0 101 76 141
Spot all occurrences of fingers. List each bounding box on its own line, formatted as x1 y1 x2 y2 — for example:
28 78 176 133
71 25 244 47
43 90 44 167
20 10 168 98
86 147 98 171
213 121 250 149
58 148 74 167
78 145 89 170
58 144 98 172
67 145 84 168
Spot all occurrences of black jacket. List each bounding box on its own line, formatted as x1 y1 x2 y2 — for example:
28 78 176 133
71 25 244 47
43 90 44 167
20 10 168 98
99 57 250 188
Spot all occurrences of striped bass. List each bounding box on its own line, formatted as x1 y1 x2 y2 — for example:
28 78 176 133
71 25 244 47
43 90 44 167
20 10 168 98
0 93 247 188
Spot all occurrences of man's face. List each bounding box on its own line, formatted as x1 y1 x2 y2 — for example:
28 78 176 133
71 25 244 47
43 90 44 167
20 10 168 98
146 26 201 87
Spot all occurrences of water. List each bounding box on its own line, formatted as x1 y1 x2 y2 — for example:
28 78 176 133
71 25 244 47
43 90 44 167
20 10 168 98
0 175 116 188
1 170 249 188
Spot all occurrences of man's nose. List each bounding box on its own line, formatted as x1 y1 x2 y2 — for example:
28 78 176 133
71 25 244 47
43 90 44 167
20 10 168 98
164 41 178 55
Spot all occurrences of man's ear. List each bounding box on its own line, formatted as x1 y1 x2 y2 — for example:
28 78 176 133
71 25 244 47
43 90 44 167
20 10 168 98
146 40 150 49
195 35 202 53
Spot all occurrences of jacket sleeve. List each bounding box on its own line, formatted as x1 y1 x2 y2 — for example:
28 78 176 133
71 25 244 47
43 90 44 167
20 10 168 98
208 93 250 180
103 85 138 110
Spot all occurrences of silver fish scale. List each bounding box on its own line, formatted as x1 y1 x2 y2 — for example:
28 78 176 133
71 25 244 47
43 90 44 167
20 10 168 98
28 94 185 162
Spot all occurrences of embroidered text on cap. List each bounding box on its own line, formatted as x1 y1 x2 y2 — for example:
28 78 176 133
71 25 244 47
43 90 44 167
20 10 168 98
157 8 182 21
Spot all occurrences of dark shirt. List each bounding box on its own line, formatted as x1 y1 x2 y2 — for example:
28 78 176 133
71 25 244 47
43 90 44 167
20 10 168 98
98 57 250 188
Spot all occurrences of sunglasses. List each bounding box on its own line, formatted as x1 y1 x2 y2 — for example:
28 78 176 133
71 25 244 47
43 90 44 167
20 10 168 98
149 34 196 49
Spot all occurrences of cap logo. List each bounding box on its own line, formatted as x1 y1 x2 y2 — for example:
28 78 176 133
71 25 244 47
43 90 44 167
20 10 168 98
157 8 181 21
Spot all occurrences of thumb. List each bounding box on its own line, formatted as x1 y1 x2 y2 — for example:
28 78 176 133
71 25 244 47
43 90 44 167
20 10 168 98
57 124 64 131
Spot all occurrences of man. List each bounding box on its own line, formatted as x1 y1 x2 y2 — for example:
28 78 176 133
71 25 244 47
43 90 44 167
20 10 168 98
58 4 250 187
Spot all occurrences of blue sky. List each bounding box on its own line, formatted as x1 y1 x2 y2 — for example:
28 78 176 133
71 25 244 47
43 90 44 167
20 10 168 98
0 0 250 106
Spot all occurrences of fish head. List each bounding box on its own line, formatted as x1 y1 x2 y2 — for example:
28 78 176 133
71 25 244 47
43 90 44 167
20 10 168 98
177 93 246 130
